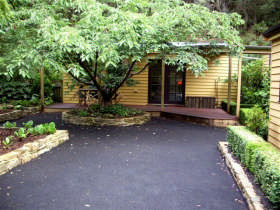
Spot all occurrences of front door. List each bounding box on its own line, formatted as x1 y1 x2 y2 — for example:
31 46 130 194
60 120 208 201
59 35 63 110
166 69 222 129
148 60 185 104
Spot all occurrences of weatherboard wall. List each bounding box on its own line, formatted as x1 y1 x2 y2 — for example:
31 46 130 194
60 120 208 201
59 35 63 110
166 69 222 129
268 37 280 149
62 54 238 106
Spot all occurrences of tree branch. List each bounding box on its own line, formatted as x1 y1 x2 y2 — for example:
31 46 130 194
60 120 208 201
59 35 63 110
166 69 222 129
112 60 137 95
130 62 150 77
68 71 93 86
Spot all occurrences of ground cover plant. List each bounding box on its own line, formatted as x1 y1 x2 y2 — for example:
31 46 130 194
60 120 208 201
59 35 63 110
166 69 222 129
72 104 142 118
0 120 56 154
227 126 280 207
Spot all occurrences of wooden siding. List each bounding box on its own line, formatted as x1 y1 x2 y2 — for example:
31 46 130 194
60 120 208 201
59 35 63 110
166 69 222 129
268 37 280 149
62 54 239 106
117 60 149 105
62 73 80 103
185 54 238 106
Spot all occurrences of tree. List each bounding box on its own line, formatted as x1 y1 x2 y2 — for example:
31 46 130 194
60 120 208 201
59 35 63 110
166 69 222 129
1 0 244 106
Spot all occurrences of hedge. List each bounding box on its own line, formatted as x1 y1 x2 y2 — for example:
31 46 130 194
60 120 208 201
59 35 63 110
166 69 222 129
221 100 254 115
239 108 252 125
227 126 280 207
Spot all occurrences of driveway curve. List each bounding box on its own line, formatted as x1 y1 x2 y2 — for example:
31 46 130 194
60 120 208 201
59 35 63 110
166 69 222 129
0 113 247 210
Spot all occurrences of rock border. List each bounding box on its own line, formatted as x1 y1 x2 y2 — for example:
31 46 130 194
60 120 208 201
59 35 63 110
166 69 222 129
0 106 40 123
0 130 69 176
218 142 265 210
62 111 151 126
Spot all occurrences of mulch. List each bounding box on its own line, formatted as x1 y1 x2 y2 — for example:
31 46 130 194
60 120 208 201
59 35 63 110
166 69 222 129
0 128 46 155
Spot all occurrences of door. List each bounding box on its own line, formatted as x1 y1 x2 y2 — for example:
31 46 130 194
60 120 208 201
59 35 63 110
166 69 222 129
148 60 185 104
165 65 185 104
148 60 162 104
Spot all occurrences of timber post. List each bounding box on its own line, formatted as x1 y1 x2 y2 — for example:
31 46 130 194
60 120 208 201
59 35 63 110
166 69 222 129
40 67 44 112
161 59 165 111
227 56 232 113
236 56 242 117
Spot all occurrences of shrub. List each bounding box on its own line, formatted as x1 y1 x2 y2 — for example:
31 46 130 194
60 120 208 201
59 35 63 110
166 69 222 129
0 81 32 102
75 104 142 118
222 100 254 115
239 108 252 125
227 126 280 207
241 60 270 114
244 106 268 140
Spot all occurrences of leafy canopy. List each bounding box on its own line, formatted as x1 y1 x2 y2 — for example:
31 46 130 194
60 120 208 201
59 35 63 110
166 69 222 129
0 0 244 103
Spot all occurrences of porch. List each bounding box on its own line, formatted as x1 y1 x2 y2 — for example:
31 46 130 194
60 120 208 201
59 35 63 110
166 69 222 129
45 103 238 127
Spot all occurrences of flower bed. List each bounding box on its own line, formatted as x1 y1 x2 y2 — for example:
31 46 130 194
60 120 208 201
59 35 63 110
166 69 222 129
227 126 280 208
0 106 40 123
0 121 69 176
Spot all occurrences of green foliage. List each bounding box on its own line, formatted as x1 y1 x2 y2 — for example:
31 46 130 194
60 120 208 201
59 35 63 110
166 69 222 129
75 104 142 118
221 100 254 115
33 122 56 135
0 81 33 103
0 0 243 105
244 106 268 140
3 121 16 129
0 0 10 20
77 109 88 117
241 60 270 114
14 127 27 139
0 103 7 110
239 108 251 125
2 135 14 148
227 126 280 207
22 120 33 129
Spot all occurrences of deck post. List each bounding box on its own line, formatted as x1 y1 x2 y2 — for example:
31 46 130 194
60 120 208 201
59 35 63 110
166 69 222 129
161 59 165 110
227 56 232 113
236 56 242 117
40 67 44 112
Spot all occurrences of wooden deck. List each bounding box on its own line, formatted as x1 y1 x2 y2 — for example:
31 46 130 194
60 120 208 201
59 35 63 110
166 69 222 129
45 103 238 127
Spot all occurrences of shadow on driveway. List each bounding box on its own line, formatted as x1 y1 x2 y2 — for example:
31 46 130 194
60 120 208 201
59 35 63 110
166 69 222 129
0 113 247 210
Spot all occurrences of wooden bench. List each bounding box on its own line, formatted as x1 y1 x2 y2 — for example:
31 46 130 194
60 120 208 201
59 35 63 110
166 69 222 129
185 96 216 108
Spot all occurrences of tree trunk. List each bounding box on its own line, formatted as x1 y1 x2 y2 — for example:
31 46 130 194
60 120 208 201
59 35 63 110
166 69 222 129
100 93 113 106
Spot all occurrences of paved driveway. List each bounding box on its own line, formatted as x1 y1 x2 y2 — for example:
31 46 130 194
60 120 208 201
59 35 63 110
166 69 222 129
0 113 247 210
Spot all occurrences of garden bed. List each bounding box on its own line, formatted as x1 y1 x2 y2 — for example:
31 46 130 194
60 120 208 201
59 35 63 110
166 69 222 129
0 128 46 155
0 128 69 176
62 104 151 126
0 106 40 123
62 111 151 126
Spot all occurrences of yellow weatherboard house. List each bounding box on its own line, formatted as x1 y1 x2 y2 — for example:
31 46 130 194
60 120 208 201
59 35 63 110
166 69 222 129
62 44 270 109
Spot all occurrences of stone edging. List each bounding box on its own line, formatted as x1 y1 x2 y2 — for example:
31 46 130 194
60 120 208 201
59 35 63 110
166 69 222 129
0 107 40 123
62 111 151 126
218 142 265 210
0 130 69 176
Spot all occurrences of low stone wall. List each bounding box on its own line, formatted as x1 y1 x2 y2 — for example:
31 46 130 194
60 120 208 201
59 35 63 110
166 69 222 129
0 130 69 176
62 111 151 126
0 106 40 123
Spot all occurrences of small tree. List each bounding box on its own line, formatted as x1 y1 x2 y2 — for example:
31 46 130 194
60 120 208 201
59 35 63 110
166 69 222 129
1 0 244 106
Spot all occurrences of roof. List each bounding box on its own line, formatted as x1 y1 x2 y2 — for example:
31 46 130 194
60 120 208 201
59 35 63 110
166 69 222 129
170 42 271 53
263 23 280 38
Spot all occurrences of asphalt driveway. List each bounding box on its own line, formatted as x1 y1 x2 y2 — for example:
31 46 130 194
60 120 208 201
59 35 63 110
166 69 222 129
0 113 247 210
